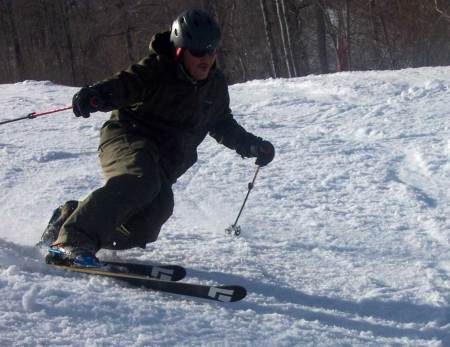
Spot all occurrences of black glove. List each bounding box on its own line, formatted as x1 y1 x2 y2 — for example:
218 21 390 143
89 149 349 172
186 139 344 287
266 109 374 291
250 140 275 167
72 86 104 118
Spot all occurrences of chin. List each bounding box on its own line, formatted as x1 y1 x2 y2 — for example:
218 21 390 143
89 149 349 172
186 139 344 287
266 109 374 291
194 72 209 81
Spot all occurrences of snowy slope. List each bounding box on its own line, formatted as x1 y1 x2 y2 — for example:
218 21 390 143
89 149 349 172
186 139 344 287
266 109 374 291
0 67 449 346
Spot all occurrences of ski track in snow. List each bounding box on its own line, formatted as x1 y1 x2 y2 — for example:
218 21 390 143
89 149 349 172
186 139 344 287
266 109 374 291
0 68 449 346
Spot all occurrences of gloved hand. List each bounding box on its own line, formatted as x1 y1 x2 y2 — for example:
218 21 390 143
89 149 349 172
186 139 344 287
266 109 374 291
72 86 104 118
250 140 275 167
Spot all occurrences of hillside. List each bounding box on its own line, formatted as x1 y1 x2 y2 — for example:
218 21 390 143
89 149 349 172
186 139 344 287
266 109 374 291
0 67 449 346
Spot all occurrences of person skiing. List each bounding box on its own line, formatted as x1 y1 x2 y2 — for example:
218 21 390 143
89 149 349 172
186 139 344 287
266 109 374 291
40 9 275 267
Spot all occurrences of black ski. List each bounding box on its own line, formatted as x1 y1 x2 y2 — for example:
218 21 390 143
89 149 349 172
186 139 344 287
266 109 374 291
44 254 186 282
117 276 247 302
47 263 247 302
101 260 186 281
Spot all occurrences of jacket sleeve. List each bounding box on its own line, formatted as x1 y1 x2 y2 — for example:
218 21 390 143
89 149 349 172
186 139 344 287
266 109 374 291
91 55 161 111
208 84 262 158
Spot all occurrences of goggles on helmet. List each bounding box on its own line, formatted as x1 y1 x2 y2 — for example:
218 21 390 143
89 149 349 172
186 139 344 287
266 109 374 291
188 48 217 58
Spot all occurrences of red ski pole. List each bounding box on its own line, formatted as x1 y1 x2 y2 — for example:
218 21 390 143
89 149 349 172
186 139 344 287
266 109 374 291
0 105 73 126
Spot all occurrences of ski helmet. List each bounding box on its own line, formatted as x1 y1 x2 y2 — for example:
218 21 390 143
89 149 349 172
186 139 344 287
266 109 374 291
170 9 221 52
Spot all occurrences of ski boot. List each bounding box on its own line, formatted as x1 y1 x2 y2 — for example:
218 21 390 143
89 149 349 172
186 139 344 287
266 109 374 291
46 243 100 268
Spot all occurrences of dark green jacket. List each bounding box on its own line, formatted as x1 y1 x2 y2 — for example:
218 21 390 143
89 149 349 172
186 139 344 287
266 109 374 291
95 31 261 183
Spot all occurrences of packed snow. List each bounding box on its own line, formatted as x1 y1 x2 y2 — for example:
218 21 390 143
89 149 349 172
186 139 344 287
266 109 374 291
0 67 449 346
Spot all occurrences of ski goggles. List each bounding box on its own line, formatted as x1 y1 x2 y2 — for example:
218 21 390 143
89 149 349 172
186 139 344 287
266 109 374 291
188 48 217 58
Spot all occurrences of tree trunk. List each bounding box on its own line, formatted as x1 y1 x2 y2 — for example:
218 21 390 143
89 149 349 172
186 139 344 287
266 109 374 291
315 3 329 73
345 0 351 70
259 0 277 77
275 0 292 77
4 0 24 81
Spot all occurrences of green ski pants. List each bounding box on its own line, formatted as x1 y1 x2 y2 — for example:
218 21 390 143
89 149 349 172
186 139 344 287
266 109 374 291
54 125 174 251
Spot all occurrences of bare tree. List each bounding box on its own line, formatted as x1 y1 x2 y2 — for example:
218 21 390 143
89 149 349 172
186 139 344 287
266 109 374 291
275 0 296 76
2 0 450 85
316 0 352 72
434 0 450 22
260 0 278 77
315 3 329 73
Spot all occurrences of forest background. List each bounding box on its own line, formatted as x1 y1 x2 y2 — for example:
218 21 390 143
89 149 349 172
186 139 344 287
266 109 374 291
2 0 450 86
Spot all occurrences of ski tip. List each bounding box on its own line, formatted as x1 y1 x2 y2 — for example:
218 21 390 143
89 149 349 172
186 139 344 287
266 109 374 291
211 285 247 302
231 286 247 302
175 267 187 281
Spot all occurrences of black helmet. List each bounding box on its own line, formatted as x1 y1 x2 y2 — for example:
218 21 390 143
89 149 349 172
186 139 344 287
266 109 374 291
170 9 221 51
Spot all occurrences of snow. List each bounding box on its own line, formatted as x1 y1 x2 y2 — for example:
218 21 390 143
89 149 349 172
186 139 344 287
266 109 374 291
0 67 449 346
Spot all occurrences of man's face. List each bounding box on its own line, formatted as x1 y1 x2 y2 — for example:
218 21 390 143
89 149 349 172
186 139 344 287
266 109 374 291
182 49 217 81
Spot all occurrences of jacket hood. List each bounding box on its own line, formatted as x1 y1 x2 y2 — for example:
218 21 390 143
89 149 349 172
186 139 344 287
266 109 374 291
148 31 174 58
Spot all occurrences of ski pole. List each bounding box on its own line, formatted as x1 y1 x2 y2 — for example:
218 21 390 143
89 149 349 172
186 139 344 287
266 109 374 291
0 105 73 126
226 165 260 236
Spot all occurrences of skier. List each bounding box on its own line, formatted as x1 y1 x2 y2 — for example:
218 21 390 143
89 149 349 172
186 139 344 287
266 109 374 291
40 9 275 266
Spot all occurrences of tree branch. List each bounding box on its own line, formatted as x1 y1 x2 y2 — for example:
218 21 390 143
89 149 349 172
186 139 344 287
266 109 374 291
434 0 450 21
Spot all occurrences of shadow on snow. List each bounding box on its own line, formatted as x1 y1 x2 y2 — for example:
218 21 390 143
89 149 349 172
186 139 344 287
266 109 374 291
189 267 450 344
1 238 448 344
